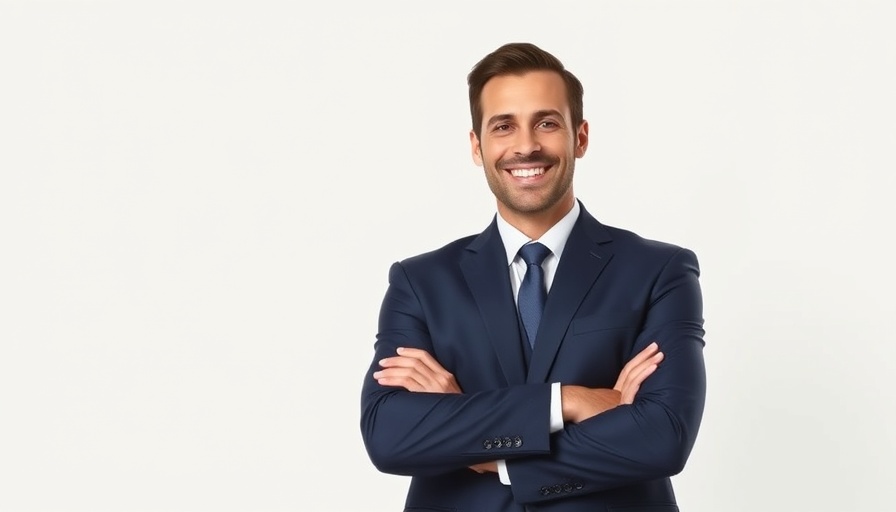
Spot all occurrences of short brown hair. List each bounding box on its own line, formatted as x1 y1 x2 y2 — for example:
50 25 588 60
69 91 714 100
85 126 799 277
467 42 584 139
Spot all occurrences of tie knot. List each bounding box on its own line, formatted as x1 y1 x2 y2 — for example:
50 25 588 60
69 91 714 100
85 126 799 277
519 242 551 266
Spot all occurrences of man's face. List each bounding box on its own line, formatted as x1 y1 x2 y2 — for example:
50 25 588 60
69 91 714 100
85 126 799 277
470 70 588 223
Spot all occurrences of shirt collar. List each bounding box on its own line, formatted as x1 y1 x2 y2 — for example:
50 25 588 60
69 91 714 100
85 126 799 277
496 200 581 265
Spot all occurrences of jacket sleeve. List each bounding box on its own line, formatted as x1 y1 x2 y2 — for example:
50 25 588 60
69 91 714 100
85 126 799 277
360 261 553 477
506 248 707 504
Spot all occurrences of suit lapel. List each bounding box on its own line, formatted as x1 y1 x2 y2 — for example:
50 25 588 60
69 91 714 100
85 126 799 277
527 207 614 383
460 219 527 385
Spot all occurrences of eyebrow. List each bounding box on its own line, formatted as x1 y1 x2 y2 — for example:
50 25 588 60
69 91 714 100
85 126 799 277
485 109 565 128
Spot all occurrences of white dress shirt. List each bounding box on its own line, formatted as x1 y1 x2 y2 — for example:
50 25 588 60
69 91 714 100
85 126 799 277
493 200 581 484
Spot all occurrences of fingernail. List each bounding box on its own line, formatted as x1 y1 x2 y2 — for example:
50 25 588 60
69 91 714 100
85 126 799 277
373 371 381 378
396 347 405 353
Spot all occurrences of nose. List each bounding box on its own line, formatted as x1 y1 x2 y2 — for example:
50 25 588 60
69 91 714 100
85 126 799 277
512 126 541 156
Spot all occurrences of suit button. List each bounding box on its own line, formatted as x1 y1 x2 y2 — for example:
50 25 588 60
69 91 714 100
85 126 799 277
493 437 503 448
483 440 492 450
513 436 523 447
575 482 583 490
552 485 562 493
540 486 551 496
563 483 573 493
502 436 512 448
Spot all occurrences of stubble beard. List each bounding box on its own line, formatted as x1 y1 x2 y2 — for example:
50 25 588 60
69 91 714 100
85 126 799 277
485 160 575 216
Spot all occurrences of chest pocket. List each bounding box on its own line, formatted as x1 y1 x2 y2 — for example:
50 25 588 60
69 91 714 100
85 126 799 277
571 313 638 335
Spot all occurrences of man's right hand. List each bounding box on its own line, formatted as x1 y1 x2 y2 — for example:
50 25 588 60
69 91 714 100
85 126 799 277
373 347 462 394
561 342 664 424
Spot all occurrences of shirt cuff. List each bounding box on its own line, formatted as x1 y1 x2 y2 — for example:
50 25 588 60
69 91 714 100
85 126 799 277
497 459 510 485
550 381 564 433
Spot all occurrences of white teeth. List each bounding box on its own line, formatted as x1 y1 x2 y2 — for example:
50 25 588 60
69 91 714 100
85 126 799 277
510 167 545 177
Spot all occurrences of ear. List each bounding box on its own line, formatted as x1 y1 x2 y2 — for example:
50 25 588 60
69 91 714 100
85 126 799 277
469 130 483 166
574 120 589 158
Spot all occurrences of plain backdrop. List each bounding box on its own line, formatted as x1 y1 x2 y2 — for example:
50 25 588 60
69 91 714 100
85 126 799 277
1 1 894 511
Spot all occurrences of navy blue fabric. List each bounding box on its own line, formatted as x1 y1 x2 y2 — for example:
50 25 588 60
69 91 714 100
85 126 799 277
361 203 705 511
517 242 552 349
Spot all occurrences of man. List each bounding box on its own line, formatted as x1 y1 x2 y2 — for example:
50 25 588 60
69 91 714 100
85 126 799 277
360 42 706 512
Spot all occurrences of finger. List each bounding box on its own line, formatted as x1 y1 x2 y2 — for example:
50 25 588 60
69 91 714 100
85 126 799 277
373 368 429 391
396 347 450 376
619 352 663 403
381 351 444 376
379 356 441 388
379 352 462 393
620 342 659 378
375 375 425 392
629 342 660 367
619 363 657 404
622 351 664 390
616 353 661 395
379 356 424 369
393 348 460 392
615 342 659 389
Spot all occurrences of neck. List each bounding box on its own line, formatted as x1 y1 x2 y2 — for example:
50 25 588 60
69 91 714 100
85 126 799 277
499 196 575 240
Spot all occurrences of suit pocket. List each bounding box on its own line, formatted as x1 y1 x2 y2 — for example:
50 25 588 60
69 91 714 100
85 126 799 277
571 313 637 335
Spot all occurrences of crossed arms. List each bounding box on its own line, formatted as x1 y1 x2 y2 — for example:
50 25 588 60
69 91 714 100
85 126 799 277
360 248 706 505
374 343 664 476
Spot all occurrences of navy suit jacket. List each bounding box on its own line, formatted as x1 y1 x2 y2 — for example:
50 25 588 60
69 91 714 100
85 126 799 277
360 203 706 512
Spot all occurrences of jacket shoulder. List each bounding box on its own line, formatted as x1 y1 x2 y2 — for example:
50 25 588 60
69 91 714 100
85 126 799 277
605 224 683 250
600 223 698 266
396 234 479 271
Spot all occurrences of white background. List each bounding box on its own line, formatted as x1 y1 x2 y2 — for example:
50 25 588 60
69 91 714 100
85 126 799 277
1 1 894 511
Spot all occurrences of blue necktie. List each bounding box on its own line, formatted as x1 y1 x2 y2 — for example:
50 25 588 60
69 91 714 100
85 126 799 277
517 242 551 349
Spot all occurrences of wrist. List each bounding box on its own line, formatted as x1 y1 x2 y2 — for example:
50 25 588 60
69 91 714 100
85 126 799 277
560 385 584 423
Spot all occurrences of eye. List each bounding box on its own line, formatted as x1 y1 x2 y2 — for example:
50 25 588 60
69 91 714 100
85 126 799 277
493 124 511 132
538 120 559 129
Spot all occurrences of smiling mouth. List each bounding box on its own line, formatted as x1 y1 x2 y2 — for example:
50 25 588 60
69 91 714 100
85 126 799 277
507 166 547 178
